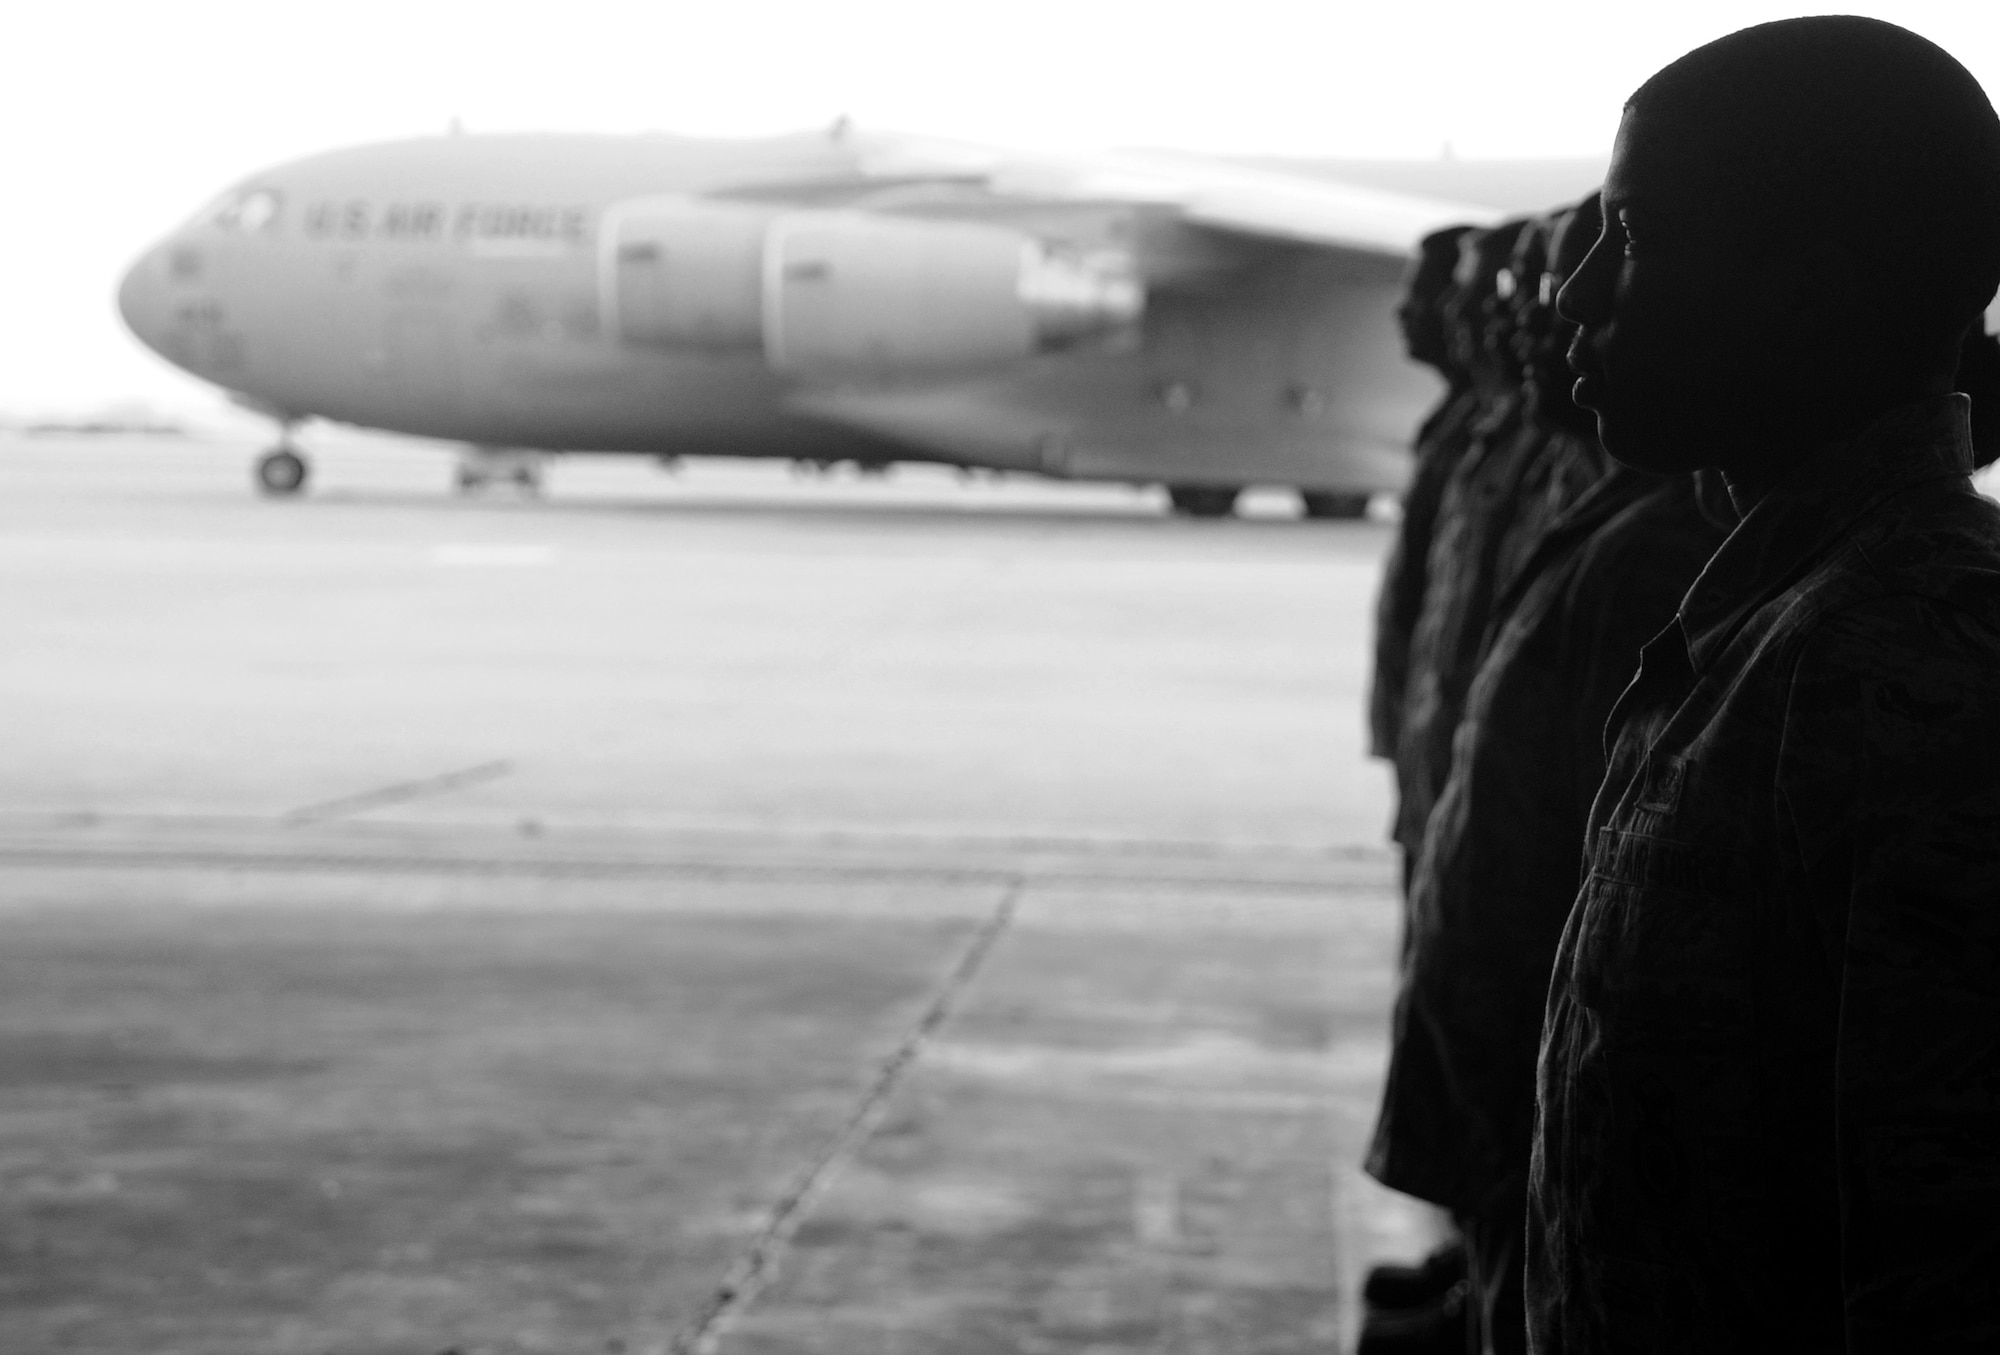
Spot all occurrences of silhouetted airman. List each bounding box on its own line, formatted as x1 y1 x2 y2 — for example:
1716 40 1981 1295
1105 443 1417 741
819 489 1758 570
1363 216 1535 1355
1364 192 1729 1355
1390 218 1543 887
1370 226 1480 782
1530 18 2000 1348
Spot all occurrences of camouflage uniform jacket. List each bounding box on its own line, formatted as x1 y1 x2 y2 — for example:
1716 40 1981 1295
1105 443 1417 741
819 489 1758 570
1368 470 1725 1218
1527 397 2000 1353
1392 411 1603 855
1370 384 1483 760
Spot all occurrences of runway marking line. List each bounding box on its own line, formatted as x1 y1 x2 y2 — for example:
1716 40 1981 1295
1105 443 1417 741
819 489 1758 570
280 761 516 825
670 880 1025 1355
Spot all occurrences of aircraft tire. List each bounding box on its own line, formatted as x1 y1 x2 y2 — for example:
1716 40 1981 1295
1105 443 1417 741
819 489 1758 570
256 448 309 496
1166 484 1241 518
1299 490 1372 520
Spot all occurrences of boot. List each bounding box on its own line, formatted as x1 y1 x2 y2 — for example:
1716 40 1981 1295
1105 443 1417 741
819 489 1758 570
1362 1238 1466 1311
1356 1280 1469 1355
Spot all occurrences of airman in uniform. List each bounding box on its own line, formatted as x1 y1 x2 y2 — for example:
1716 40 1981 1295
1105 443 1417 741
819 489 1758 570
1390 205 1622 908
1389 219 1534 892
1529 19 2000 1349
1363 194 1731 1355
1371 226 1480 785
1363 217 1526 1354
1360 209 1599 1352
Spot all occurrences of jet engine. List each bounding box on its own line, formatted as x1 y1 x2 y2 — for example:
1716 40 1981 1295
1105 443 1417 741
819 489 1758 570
605 200 770 350
604 199 1141 377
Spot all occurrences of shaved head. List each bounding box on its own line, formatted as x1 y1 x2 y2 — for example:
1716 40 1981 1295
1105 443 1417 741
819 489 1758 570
1560 18 2000 489
1399 223 1473 372
1627 16 2000 353
1449 218 1528 393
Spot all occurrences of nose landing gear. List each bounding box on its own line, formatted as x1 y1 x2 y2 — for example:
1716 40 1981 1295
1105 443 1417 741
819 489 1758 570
255 437 310 496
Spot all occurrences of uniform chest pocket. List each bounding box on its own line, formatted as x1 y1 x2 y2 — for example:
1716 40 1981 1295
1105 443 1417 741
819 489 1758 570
1573 835 1757 1037
1633 753 1689 816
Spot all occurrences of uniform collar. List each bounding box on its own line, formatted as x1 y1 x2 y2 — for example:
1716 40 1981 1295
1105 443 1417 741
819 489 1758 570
1676 394 1975 672
1553 458 1660 536
1471 390 1523 438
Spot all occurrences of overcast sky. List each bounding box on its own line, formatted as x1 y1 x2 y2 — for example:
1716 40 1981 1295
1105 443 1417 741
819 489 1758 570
8 1 2000 418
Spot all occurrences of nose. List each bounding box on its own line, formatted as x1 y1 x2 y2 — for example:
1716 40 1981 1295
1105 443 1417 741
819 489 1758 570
1556 235 1612 330
118 249 164 353
117 244 171 354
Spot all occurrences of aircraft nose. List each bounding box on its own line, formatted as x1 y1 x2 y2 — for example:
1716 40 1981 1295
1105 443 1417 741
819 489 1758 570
117 244 171 354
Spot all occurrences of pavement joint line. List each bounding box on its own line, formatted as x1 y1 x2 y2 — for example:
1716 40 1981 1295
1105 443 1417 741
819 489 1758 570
0 843 1378 895
671 878 1026 1355
278 760 516 825
0 809 1399 866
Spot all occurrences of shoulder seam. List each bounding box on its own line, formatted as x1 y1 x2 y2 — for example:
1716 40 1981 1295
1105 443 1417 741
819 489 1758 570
1851 539 1894 597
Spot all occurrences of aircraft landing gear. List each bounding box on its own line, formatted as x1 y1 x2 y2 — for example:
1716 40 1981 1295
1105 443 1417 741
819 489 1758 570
1299 490 1372 520
454 446 546 496
1166 484 1241 518
255 445 309 496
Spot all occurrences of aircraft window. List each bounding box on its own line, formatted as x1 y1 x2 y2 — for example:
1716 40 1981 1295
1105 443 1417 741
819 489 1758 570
213 188 283 233
238 190 280 232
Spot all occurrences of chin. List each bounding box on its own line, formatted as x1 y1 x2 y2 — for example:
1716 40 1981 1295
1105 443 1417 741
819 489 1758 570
1598 420 1702 477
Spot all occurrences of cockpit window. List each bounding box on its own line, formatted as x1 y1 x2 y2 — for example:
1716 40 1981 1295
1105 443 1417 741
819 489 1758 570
212 187 283 233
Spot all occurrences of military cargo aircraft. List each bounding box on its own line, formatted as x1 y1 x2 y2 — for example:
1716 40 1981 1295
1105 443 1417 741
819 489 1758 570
117 126 1517 517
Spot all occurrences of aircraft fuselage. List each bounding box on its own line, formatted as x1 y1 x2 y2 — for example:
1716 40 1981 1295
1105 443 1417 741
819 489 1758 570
119 131 1445 502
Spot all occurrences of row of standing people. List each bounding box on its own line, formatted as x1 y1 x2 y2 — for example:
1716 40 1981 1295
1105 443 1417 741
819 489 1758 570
1357 66 2000 1351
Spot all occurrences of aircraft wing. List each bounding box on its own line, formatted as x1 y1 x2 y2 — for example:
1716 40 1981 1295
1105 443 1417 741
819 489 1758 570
842 134 1503 261
1224 154 1608 217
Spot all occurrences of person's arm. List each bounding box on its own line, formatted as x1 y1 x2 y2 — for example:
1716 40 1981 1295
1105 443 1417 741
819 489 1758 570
1369 432 1461 759
1781 599 2000 1351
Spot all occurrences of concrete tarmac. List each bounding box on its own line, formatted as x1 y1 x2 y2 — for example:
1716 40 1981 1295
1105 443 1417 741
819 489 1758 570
0 431 1430 1354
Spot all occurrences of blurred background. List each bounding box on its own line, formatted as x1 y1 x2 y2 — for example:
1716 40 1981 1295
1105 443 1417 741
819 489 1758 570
9 0 2000 424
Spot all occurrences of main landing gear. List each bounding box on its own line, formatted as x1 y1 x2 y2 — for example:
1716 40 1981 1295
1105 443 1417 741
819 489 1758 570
1166 484 1242 518
454 446 546 495
1299 490 1373 520
254 430 310 497
1163 484 1374 520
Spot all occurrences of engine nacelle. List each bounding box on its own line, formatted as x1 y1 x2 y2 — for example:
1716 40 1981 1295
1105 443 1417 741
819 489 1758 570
603 199 1141 377
603 199 772 350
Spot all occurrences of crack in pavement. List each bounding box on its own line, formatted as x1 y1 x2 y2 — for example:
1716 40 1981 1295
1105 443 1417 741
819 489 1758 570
279 760 516 825
669 880 1025 1355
